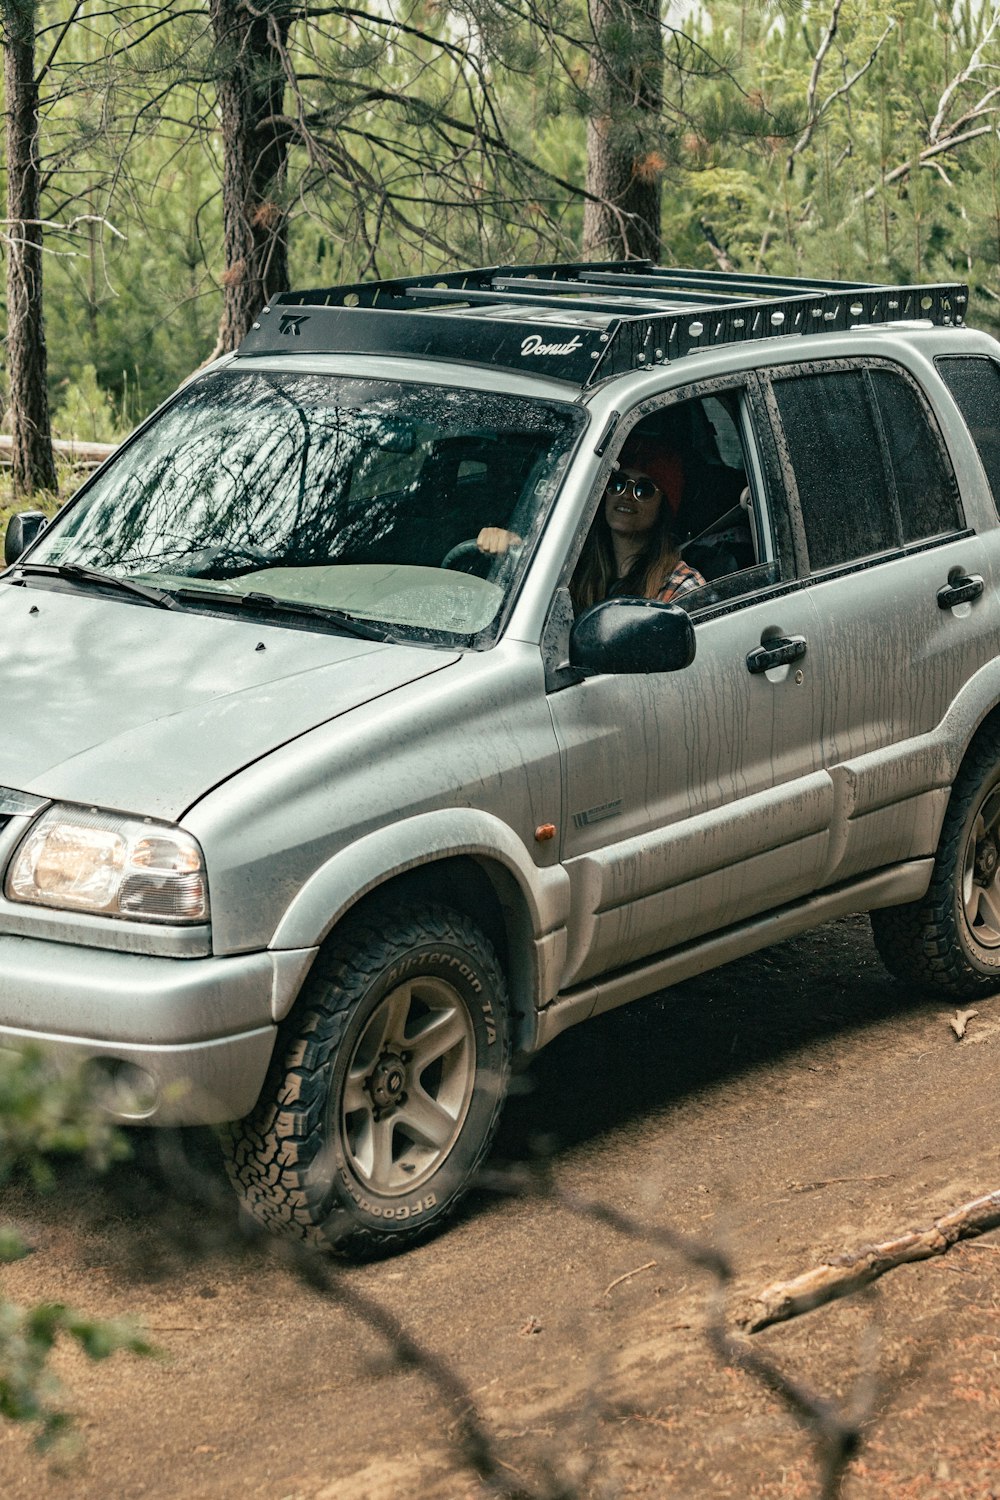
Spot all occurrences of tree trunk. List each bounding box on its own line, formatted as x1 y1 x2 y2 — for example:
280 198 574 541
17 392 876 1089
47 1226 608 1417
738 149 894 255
2 0 57 496
210 0 292 352
583 0 664 262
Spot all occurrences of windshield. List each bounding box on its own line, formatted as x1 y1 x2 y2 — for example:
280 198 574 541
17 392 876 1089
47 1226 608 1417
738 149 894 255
23 369 585 643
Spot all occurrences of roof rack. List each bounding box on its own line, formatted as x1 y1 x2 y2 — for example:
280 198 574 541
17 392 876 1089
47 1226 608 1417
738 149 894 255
237 261 969 389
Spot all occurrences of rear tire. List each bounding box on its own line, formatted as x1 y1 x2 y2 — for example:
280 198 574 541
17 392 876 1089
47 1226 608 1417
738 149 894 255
221 902 511 1257
872 732 1000 997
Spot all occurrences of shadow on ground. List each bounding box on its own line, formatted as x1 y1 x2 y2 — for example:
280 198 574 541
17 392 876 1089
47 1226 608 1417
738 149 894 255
494 912 934 1158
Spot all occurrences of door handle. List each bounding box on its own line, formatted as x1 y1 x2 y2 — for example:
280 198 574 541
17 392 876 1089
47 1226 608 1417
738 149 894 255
937 574 984 609
746 635 807 675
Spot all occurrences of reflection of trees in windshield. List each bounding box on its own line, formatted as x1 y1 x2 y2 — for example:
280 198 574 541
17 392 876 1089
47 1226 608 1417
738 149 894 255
38 372 582 588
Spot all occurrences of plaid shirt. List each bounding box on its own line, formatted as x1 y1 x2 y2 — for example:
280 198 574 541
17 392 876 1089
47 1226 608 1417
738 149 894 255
655 558 705 604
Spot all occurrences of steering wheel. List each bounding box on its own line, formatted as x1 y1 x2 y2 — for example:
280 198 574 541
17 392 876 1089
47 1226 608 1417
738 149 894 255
179 544 277 578
440 539 485 570
441 539 523 573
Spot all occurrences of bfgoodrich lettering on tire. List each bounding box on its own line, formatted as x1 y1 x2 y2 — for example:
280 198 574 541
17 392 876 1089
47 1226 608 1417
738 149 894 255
221 902 511 1256
872 731 1000 998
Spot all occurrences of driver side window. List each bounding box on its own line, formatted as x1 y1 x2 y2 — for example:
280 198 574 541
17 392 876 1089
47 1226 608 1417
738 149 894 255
673 392 758 588
563 384 788 619
623 387 783 616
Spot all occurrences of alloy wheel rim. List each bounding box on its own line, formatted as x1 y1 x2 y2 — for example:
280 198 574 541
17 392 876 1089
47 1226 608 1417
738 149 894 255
339 975 476 1196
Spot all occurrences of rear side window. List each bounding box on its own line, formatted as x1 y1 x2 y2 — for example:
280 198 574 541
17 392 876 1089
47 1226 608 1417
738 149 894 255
772 370 893 569
936 355 1000 516
772 364 962 572
868 368 961 542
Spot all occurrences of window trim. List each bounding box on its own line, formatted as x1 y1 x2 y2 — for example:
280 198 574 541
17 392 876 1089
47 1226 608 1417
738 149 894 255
791 527 978 588
681 519 976 625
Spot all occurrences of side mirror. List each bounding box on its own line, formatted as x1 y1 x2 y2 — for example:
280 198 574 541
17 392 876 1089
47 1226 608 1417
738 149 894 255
569 596 696 676
4 510 47 566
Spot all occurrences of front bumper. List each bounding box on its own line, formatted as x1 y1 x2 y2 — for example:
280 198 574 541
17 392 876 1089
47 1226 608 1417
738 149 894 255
0 933 280 1124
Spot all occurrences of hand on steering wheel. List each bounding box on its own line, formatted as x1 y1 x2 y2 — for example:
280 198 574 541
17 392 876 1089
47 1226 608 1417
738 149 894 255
476 527 521 556
441 529 522 570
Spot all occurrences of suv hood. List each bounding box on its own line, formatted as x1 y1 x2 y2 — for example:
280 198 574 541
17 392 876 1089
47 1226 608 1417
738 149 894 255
0 587 457 820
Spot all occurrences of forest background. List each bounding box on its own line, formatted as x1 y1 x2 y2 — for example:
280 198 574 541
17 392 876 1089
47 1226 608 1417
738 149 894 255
2 0 1000 499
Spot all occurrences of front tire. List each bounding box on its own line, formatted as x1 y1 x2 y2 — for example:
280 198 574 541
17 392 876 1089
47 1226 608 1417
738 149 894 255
222 903 511 1257
872 732 1000 997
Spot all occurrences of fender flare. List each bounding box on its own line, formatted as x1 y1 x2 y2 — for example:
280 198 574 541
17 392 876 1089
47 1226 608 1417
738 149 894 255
267 809 571 1015
937 657 1000 783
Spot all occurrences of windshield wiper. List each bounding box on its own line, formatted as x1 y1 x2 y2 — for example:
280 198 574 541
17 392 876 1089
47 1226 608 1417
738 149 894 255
6 566 398 639
8 562 180 611
171 585 399 642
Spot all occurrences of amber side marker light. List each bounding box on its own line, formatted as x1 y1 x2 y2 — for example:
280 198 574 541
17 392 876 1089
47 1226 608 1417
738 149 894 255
534 823 557 842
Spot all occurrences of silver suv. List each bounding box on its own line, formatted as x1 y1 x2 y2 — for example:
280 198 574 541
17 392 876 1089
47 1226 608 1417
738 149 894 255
2 263 999 1255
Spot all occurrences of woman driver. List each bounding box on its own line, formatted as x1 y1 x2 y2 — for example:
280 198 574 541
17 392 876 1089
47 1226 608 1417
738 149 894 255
476 433 705 610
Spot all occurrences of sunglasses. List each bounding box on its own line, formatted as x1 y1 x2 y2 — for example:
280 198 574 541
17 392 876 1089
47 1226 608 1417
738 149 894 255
607 475 660 501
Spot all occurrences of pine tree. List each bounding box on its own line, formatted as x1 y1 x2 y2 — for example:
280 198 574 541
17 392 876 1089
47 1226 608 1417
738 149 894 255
584 0 665 259
2 0 57 495
209 0 292 352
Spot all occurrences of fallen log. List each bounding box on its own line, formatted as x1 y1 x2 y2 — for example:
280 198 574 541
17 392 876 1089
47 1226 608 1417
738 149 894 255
0 434 115 468
739 1189 1000 1333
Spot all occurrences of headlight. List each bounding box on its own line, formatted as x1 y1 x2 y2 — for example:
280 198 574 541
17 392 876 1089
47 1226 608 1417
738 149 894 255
4 806 209 923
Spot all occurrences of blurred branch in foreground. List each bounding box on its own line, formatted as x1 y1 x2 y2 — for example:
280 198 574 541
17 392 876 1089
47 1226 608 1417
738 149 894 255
0 1049 151 1452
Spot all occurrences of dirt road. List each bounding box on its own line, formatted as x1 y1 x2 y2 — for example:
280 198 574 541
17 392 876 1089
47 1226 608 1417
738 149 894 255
2 913 1000 1498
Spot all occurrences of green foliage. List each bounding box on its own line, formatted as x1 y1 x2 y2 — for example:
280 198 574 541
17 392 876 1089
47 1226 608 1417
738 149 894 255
0 1049 149 1453
0 1227 30 1265
51 364 126 444
0 471 72 539
1 0 998 471
12 6 214 416
0 1047 128 1190
670 0 1000 336
0 1296 151 1454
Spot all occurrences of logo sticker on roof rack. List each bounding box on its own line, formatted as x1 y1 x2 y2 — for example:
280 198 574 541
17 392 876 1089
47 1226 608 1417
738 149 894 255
521 333 584 357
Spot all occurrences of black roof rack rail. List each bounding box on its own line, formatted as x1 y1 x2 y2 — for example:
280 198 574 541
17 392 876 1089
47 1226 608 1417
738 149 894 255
489 276 746 307
237 261 968 389
273 260 648 310
576 267 878 296
402 284 683 316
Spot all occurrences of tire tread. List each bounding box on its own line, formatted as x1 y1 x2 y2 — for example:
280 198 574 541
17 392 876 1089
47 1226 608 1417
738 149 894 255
872 731 1000 998
221 902 510 1257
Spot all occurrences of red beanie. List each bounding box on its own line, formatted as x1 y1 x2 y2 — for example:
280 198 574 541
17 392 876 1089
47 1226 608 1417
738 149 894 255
617 436 684 516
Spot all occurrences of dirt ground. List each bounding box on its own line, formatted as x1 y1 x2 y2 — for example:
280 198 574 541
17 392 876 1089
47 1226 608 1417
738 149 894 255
3 912 1000 1499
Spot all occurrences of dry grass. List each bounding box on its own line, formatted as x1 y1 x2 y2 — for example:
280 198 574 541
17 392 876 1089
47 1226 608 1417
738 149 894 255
0 466 84 538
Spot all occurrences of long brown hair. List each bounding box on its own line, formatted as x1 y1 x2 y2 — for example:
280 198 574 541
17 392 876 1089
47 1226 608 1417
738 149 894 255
570 491 681 611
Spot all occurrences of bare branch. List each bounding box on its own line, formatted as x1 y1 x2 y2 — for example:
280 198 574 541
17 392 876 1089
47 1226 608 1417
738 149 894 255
805 0 844 121
0 212 126 240
739 1189 1000 1334
787 15 894 179
707 1296 875 1500
929 9 1000 144
33 0 86 89
700 218 739 271
861 122 995 201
